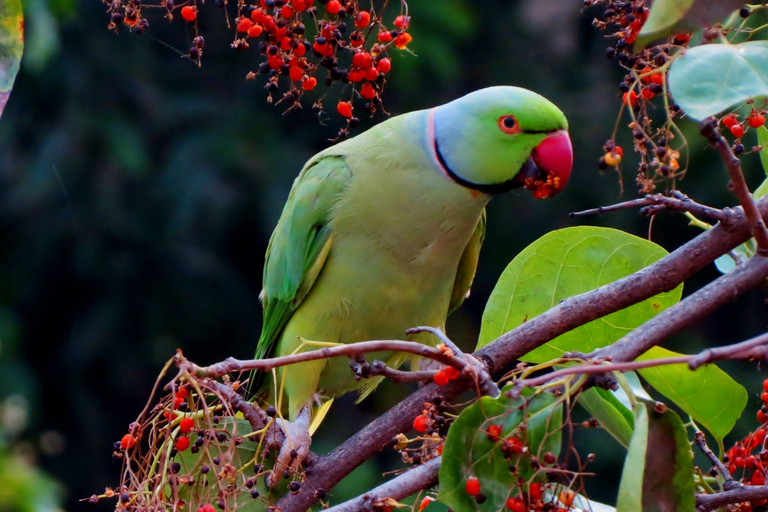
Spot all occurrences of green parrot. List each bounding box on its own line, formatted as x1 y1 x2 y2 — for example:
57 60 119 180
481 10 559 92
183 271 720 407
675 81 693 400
256 86 572 421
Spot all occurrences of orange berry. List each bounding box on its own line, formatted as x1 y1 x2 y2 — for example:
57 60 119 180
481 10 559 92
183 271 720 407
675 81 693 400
179 417 194 434
173 396 185 409
280 5 293 18
352 51 372 68
376 58 391 73
301 77 317 90
175 387 190 399
413 414 428 433
465 476 481 496
120 434 136 450
486 424 502 441
355 10 371 29
433 370 449 386
731 124 745 138
348 68 365 82
176 435 190 451
641 88 654 100
764 380 768 393
394 15 409 29
293 0 307 11
722 114 739 127
622 90 638 106
640 66 654 83
268 54 283 70
444 366 460 380
651 72 664 85
529 482 542 501
506 498 525 512
289 66 303 82
558 490 575 507
365 67 379 81
325 0 341 15
237 17 252 32
377 30 392 43
394 32 412 49
181 5 197 21
251 9 264 23
749 114 765 128
758 410 767 423
753 471 765 485
294 42 307 56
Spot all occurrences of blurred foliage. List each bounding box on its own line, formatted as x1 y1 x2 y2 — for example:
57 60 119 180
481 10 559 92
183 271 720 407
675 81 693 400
0 0 766 510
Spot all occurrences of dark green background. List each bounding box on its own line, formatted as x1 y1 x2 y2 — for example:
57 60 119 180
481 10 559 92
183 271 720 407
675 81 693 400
1 0 766 509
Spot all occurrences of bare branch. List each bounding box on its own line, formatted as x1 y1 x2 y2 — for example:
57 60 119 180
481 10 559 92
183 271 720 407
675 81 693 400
699 117 768 254
693 432 740 492
570 192 732 224
323 458 441 512
696 486 768 511
690 331 768 369
277 199 768 512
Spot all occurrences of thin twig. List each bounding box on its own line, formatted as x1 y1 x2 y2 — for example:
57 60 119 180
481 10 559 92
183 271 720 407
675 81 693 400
696 486 768 511
689 331 768 369
700 117 768 254
323 457 441 512
367 360 437 383
694 431 740 491
570 192 732 224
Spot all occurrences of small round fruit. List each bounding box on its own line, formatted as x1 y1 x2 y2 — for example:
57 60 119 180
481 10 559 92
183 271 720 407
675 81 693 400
465 476 480 496
181 5 197 21
749 114 765 128
176 436 190 451
301 77 317 90
730 124 745 138
121 434 137 450
413 414 428 433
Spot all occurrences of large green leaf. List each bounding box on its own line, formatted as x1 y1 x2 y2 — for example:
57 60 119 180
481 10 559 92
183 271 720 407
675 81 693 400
758 125 768 183
578 387 634 448
668 42 768 121
439 389 562 512
637 347 746 444
636 0 743 49
478 226 683 361
616 402 695 512
0 0 23 119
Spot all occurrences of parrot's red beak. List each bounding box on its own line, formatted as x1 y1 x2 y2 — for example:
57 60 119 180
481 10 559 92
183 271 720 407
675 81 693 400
517 130 573 199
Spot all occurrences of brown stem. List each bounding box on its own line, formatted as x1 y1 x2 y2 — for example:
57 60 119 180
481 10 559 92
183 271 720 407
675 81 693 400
689 331 768 369
694 431 740 491
323 458 441 512
277 199 768 512
570 192 731 223
696 486 768 511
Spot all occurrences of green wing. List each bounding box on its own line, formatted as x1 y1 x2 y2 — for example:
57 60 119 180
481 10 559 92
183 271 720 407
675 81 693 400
448 208 486 314
256 156 352 361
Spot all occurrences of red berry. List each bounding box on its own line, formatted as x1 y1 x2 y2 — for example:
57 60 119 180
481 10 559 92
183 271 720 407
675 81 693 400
294 42 306 56
641 88 654 100
413 414 428 433
433 370 449 386
444 366 460 380
756 429 766 443
365 67 379 81
722 114 739 127
281 5 293 18
355 10 371 29
465 476 480 496
749 114 765 128
325 0 341 15
762 392 768 404
758 410 767 423
198 505 216 512
268 54 283 70
293 0 307 11
418 496 434 512
176 435 190 451
376 58 391 73
181 5 197 21
173 396 185 409
301 77 317 90
394 15 410 29
251 9 264 23
237 17 252 32
179 417 194 434
640 66 654 83
348 68 365 82
622 90 638 107
753 471 765 486
377 30 392 42
506 498 526 512
289 66 303 82
764 380 768 393
650 72 664 85
505 436 523 453
352 51 372 68
120 434 136 450
175 387 190 400
529 482 542 501
486 424 502 442
394 32 412 49
731 124 745 138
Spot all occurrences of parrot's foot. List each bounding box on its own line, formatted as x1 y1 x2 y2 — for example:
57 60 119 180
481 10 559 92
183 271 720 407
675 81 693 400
265 405 312 488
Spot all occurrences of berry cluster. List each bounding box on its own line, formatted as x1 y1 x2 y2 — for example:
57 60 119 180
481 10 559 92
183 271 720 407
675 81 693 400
404 399 449 465
464 474 577 511
105 0 413 136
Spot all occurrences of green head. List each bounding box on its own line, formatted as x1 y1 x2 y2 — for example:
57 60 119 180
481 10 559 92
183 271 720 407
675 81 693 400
430 86 572 198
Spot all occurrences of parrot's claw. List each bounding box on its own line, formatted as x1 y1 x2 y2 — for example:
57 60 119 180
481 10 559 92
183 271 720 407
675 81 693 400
265 405 312 488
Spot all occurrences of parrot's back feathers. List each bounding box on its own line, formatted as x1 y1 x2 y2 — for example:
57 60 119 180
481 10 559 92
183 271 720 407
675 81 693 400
449 208 486 314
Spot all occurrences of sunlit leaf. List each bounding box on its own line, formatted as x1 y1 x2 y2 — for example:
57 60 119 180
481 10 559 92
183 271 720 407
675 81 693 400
0 0 23 120
438 388 562 512
668 42 768 121
636 0 742 48
637 347 746 443
478 226 683 361
616 402 695 511
578 387 634 448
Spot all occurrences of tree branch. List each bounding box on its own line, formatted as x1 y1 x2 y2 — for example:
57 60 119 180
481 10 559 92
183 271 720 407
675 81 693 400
570 192 732 224
276 199 768 512
696 486 768 511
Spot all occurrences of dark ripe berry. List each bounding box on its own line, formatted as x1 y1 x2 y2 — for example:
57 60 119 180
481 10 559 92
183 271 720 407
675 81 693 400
655 146 667 158
201 464 210 474
740 6 751 17
734 143 744 155
120 492 130 503
264 0 274 6
217 500 226 510
325 77 333 87
618 53 629 64
605 47 615 59
190 445 199 454
337 22 347 33
509 465 517 473
412 453 422 464
289 482 301 492
213 456 221 465
337 8 346 17
113 441 122 451
316 489 326 499
649 84 663 94
250 489 260 499
626 13 634 21
189 47 200 59
111 12 123 23
213 415 221 424
170 462 181 473
291 103 303 114
475 493 487 504
253 463 263 473
294 23 306 35
543 451 557 464
88 495 100 506
170 448 178 457
245 478 256 488
616 38 628 49
626 56 637 68
217 433 228 442
348 117 359 128
289 449 298 459
259 62 270 74
619 82 630 93
655 53 667 67
598 157 608 170
195 436 205 447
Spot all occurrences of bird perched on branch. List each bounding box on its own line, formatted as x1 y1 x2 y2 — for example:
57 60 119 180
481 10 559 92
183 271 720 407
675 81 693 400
256 86 573 426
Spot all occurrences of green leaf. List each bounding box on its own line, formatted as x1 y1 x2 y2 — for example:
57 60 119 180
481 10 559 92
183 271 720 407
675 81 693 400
0 0 23 120
616 402 695 512
578 387 634 448
439 389 562 512
636 347 747 443
714 239 755 274
668 42 768 121
758 125 768 180
636 0 743 49
478 226 683 361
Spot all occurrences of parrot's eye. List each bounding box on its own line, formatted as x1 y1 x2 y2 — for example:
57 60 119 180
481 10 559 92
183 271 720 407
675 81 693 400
498 115 520 134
